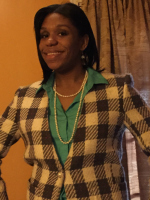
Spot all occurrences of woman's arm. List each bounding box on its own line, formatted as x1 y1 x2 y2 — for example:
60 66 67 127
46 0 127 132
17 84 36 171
123 74 150 156
0 89 21 199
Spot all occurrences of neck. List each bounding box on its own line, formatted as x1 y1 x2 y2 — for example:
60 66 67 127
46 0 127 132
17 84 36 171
54 66 86 87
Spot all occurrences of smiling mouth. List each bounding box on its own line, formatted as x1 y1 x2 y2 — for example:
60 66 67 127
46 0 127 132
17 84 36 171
42 51 63 60
44 51 63 56
47 52 61 55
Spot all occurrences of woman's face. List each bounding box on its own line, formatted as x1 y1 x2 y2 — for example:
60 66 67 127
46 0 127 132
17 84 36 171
39 13 88 73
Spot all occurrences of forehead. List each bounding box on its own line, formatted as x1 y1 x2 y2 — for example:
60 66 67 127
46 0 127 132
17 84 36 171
41 13 75 29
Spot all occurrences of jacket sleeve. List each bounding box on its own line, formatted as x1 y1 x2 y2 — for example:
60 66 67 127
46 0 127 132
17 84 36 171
123 74 150 157
0 89 21 199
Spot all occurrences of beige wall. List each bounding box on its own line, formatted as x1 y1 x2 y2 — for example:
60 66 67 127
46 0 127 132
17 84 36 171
0 1 68 199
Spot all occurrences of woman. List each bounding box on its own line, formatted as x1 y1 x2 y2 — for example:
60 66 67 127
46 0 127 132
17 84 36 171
0 3 150 200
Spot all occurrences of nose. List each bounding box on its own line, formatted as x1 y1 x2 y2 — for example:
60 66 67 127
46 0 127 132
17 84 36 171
46 36 58 46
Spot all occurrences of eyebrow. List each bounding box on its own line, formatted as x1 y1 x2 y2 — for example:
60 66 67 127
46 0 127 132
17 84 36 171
40 24 71 30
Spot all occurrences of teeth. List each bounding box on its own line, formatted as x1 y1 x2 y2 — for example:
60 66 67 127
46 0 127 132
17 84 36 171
47 52 61 55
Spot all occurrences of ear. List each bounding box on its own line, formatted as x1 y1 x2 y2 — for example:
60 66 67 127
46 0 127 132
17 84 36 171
80 34 89 51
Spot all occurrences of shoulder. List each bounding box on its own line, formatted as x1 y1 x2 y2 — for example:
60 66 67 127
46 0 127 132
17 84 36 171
19 80 42 89
101 72 134 87
16 80 43 97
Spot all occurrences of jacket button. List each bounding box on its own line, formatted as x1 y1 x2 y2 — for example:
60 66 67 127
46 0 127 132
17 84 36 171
58 172 62 178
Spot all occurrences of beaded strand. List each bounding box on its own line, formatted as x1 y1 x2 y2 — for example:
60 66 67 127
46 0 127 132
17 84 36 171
54 71 88 144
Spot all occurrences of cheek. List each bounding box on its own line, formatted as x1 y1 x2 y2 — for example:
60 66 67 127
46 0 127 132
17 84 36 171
38 42 42 52
66 40 82 54
38 39 46 52
70 46 82 58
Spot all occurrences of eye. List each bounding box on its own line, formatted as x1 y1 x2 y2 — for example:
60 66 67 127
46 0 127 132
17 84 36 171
40 33 49 39
58 31 68 36
40 30 49 39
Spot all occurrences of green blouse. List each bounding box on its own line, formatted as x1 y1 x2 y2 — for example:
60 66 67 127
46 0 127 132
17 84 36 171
37 67 108 199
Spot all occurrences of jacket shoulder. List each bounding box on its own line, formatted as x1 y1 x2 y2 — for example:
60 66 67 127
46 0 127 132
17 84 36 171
19 80 42 89
17 80 43 97
101 72 134 86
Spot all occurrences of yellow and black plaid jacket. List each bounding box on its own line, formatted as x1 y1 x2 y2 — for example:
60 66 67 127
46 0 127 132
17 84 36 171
0 72 150 200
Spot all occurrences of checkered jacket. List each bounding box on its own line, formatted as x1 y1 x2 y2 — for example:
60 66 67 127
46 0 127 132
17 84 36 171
0 72 150 200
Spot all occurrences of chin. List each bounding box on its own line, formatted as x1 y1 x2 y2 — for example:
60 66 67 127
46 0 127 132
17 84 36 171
47 62 70 73
46 63 62 71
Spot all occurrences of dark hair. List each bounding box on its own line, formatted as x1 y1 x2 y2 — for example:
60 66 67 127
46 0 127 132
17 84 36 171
34 3 99 83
